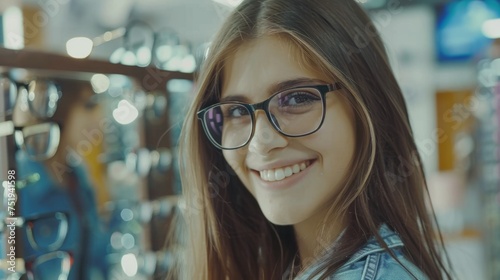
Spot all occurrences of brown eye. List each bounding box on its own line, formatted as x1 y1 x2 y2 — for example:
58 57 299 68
84 100 98 109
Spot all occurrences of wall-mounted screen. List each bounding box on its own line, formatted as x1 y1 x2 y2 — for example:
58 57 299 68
436 0 500 62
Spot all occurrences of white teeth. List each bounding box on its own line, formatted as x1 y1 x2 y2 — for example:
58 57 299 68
267 170 276 181
300 162 306 171
259 170 267 181
259 160 310 182
275 169 285 181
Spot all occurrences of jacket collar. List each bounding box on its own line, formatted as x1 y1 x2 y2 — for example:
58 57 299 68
342 224 404 267
287 224 403 279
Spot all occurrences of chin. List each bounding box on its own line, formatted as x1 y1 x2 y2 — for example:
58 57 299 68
261 207 306 226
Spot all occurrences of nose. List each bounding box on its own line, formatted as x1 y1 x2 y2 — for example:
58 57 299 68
248 111 288 155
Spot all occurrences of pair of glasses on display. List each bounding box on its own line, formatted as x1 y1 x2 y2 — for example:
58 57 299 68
0 76 61 119
109 21 196 72
0 212 71 280
108 250 173 279
101 195 177 225
2 173 41 191
121 90 168 121
0 121 61 161
0 75 63 161
197 83 342 150
3 251 72 280
145 92 168 121
125 147 172 177
0 212 69 252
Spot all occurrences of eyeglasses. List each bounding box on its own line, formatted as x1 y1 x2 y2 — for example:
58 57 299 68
3 251 72 280
0 76 62 119
125 148 173 176
101 195 177 225
0 212 70 280
0 212 69 252
5 173 41 190
145 93 168 121
25 251 72 280
108 250 173 278
108 21 197 72
0 121 61 161
197 83 342 150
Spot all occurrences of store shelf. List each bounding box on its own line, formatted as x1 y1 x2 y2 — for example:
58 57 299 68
0 46 187 280
0 47 193 91
475 58 500 280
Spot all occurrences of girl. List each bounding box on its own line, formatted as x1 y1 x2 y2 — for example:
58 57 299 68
173 0 452 279
14 79 108 279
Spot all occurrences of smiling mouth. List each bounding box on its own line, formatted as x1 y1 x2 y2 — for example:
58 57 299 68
258 160 312 182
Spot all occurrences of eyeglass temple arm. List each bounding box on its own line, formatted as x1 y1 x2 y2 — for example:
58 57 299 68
328 82 342 91
0 121 14 138
0 217 25 231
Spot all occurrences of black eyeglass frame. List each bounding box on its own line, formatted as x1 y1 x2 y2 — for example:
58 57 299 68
13 121 63 161
1 75 62 119
0 120 63 161
3 250 72 280
0 212 69 252
197 83 342 150
26 250 72 280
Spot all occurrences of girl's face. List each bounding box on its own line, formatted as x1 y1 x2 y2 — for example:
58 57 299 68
221 36 357 226
65 92 102 150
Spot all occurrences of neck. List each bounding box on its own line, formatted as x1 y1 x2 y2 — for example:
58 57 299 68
293 205 346 268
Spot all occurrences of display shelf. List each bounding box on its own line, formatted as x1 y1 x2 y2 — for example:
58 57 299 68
475 58 500 280
0 47 193 91
0 47 187 280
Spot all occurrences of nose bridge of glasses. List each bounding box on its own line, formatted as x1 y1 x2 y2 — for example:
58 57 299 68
250 99 282 133
252 107 274 130
247 106 287 149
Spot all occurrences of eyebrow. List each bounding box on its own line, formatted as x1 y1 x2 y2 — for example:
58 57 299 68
220 77 328 103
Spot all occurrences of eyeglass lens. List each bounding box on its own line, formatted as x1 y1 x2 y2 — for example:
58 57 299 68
14 122 61 161
26 251 71 280
0 77 60 119
0 213 68 279
26 80 60 119
26 212 68 251
202 87 324 149
0 77 17 115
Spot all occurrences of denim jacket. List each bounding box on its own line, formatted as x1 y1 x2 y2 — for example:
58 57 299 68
290 224 429 280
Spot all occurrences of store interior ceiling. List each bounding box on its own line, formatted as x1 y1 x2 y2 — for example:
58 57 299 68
56 0 448 33
17 0 450 59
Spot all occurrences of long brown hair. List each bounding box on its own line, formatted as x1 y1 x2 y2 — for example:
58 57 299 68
171 0 452 279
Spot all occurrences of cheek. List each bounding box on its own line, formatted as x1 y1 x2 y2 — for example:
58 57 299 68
315 105 356 179
222 150 247 179
87 107 104 129
65 108 100 145
80 107 103 130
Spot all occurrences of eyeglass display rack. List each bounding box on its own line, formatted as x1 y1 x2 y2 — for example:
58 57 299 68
0 47 192 88
474 56 500 280
0 46 192 279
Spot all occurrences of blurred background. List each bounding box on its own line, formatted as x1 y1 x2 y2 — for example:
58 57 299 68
0 0 499 279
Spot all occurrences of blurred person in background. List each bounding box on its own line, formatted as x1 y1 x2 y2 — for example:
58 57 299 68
13 78 109 280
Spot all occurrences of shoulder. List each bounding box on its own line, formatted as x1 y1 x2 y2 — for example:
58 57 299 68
332 225 429 280
333 247 427 280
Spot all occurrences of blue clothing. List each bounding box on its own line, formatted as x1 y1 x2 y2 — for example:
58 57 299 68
291 225 428 280
15 150 110 280
16 151 84 280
